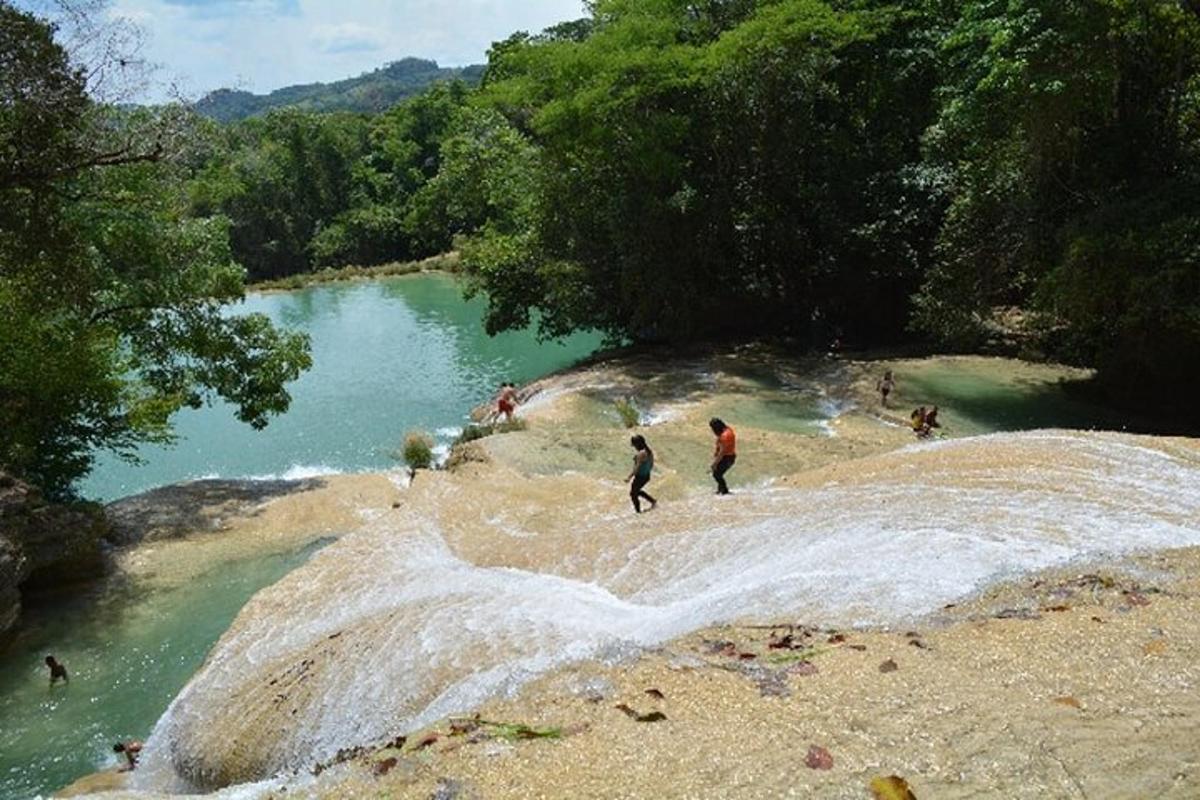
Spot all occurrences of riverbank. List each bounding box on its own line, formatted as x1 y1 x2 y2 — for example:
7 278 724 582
247 252 460 293
44 349 1200 798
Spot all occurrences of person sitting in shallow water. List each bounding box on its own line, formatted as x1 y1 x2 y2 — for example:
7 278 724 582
911 406 931 438
626 435 657 514
114 740 142 771
45 655 68 685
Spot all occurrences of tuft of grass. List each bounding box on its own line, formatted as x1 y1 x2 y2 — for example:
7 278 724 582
399 430 435 475
614 397 640 429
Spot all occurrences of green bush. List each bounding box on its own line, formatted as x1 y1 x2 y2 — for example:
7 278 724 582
401 430 435 473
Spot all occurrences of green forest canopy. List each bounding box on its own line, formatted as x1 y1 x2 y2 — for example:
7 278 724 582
3 0 1199 496
181 0 1200 403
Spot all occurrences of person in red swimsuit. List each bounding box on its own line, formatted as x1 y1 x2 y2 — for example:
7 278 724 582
495 382 517 422
709 417 736 495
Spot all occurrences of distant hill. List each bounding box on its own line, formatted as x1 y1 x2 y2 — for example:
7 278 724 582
195 58 485 122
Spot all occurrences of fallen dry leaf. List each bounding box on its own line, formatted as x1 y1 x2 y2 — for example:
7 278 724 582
804 744 834 770
847 644 868 651
1143 639 1168 656
412 734 439 750
645 688 665 700
372 757 398 777
827 633 847 644
1052 696 1082 709
879 658 898 673
870 775 917 799
1042 604 1070 612
615 703 667 722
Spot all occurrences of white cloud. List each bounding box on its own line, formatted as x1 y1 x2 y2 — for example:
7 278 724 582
310 21 384 54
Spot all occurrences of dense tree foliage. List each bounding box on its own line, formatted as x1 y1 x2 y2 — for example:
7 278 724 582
432 0 1198 405
0 2 311 497
915 0 1200 404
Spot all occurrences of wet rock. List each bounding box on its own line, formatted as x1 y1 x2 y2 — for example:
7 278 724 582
0 471 108 636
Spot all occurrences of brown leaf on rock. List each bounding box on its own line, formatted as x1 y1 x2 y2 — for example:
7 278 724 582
827 633 847 644
1042 604 1070 612
645 688 665 700
870 775 917 799
879 658 898 673
1052 696 1082 709
738 652 757 660
412 734 439 750
448 717 480 736
1143 639 1168 656
847 644 867 651
373 757 398 777
615 703 667 722
769 633 798 650
804 744 834 770
907 639 929 650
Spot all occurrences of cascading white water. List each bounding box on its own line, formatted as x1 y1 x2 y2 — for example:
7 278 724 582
134 431 1200 792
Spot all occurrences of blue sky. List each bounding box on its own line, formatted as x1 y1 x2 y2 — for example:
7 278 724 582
29 0 585 100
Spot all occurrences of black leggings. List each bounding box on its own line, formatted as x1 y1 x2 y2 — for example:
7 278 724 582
712 454 736 494
630 474 656 512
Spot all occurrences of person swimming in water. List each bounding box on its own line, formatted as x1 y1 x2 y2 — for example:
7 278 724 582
877 370 896 408
709 417 737 495
45 655 68 685
113 740 142 771
626 435 657 513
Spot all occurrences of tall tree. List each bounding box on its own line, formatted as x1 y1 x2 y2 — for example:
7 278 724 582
0 2 311 496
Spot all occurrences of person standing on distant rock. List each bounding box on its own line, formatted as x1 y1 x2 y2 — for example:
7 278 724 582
45 655 68 685
709 418 737 495
627 435 657 513
877 369 896 408
113 740 142 771
495 382 518 423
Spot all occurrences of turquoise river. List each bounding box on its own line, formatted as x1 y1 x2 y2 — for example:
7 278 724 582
0 274 602 799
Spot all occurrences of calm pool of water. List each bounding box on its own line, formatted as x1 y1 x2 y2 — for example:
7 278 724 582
79 274 604 501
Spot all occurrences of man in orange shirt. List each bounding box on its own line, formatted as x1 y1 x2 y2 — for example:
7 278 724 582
709 417 736 495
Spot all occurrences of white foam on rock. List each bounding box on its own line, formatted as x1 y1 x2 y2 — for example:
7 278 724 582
134 431 1200 792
